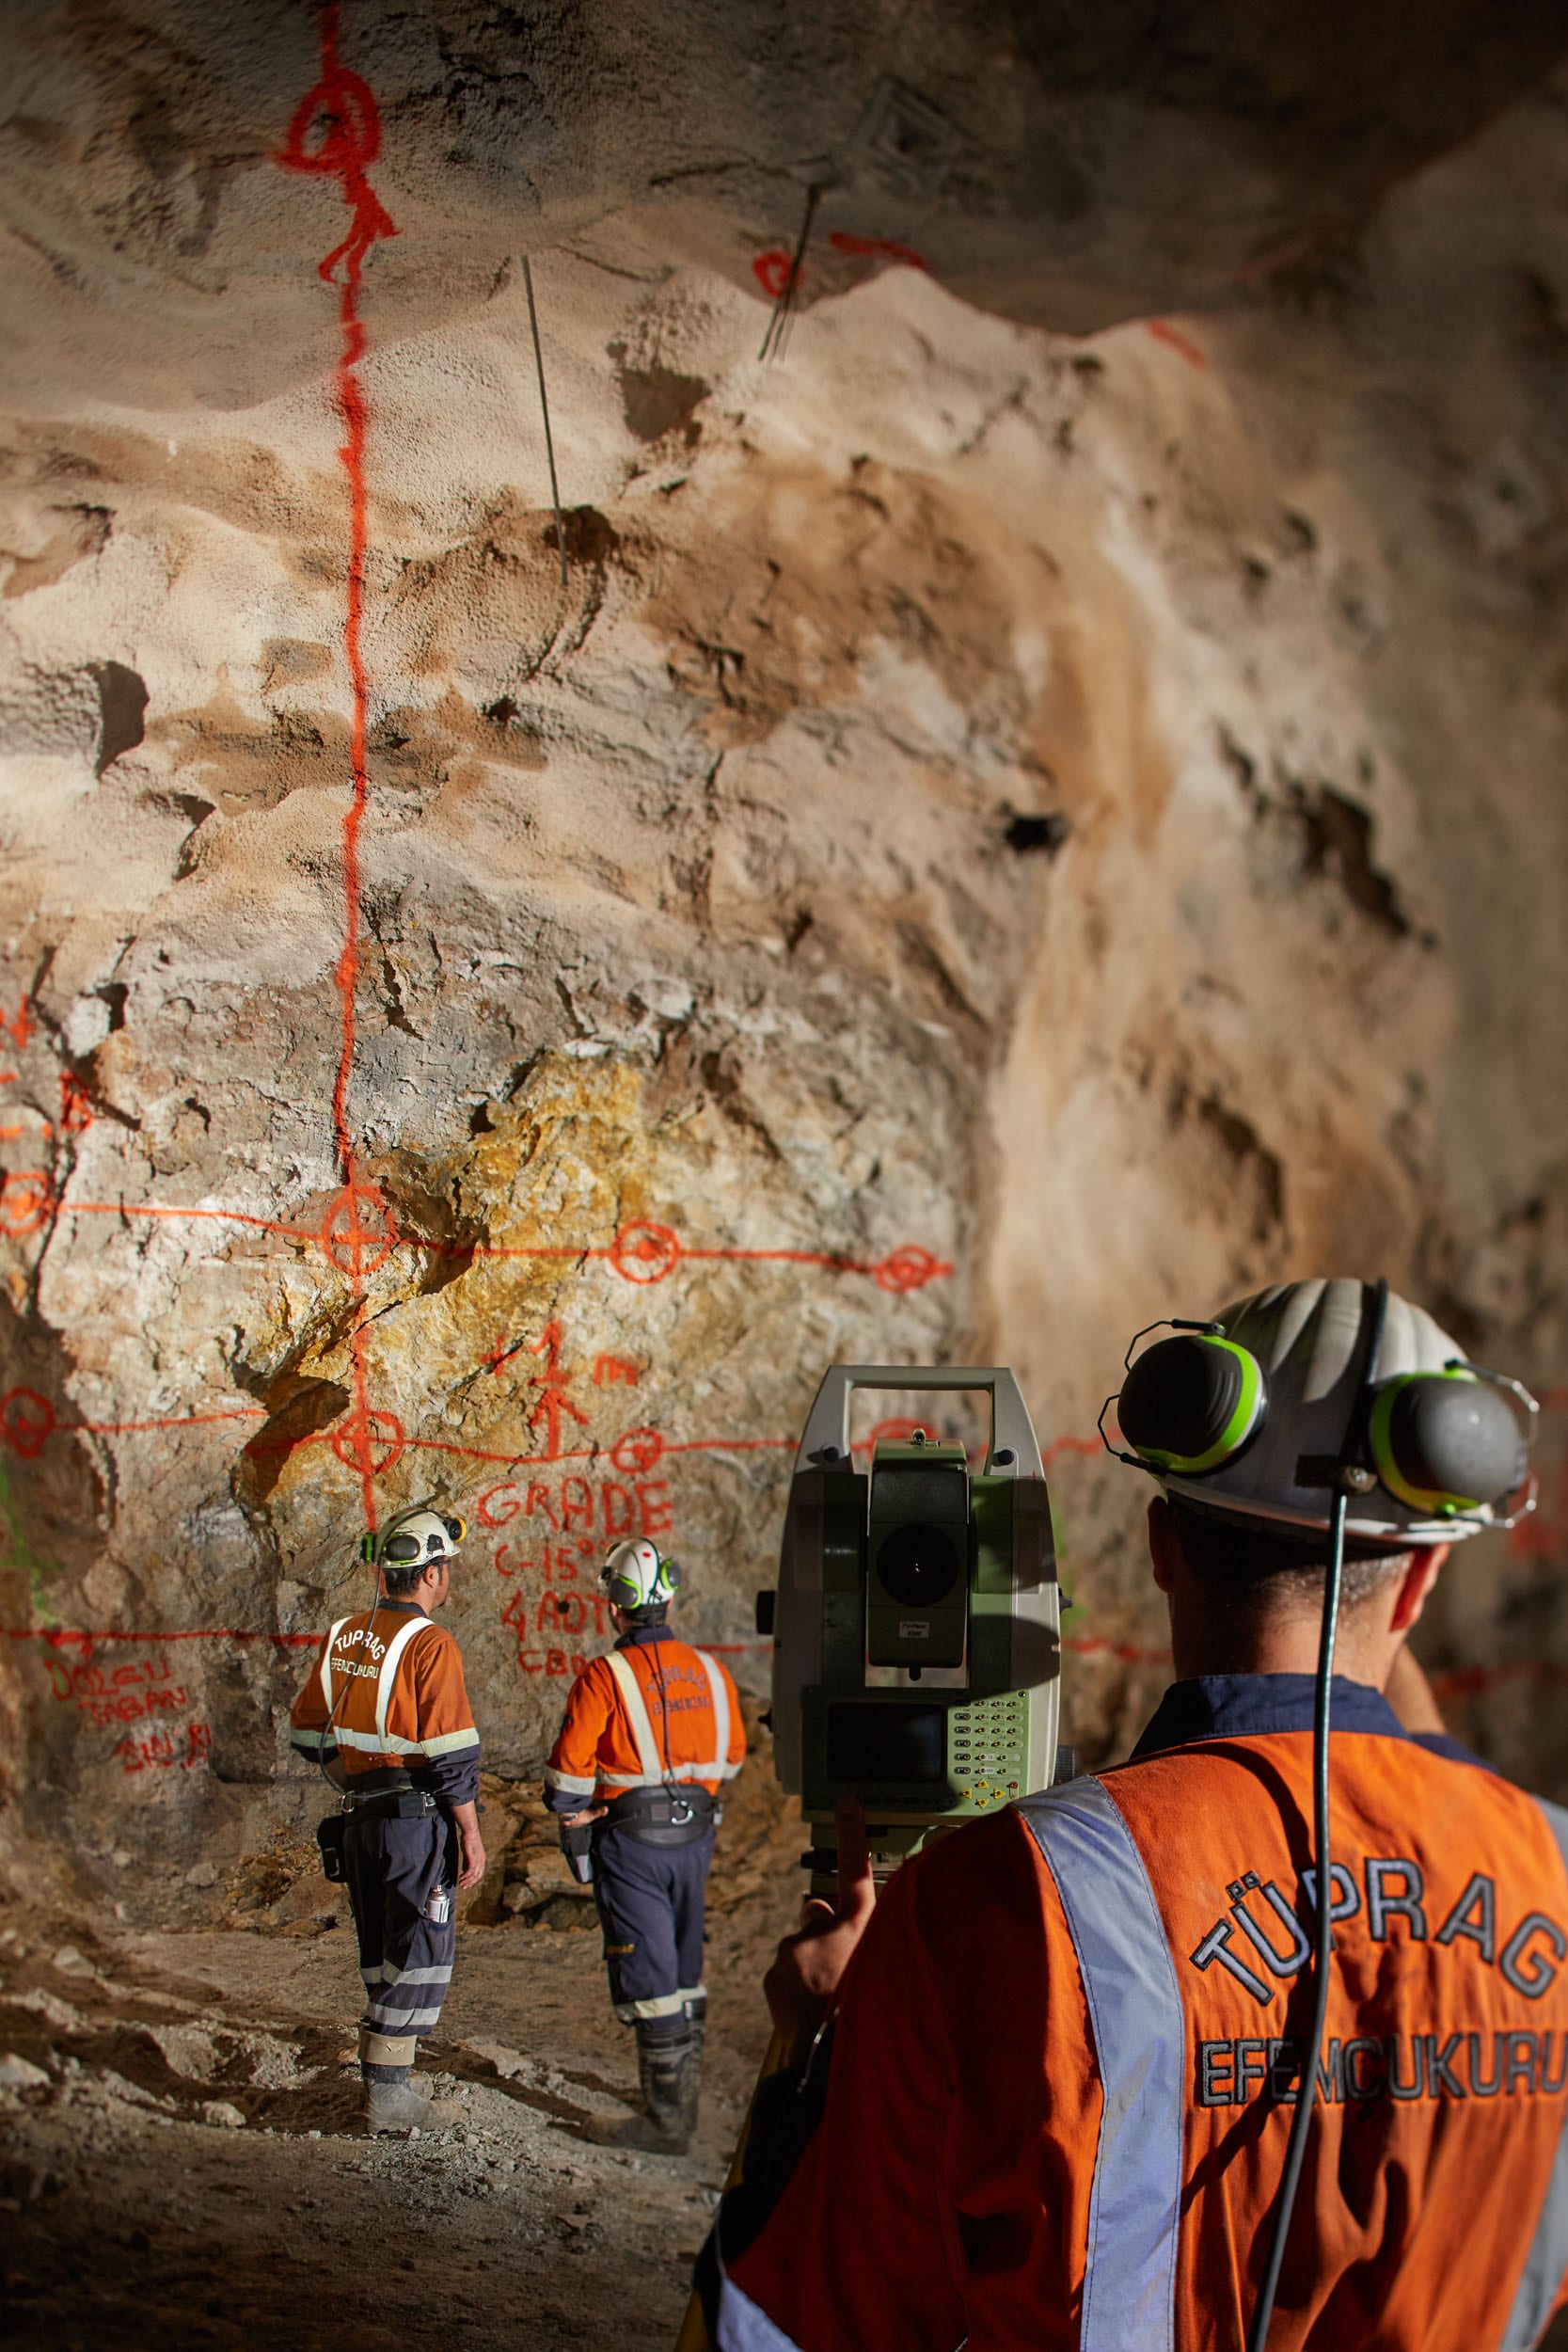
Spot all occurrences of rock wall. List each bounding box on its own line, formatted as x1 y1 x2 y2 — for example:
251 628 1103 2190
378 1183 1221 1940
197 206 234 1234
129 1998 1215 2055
2 3 1567 1915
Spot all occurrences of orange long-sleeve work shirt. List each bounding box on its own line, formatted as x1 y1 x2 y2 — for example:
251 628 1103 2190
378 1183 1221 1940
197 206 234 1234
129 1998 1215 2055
545 1626 745 1811
705 1675 1568 2352
289 1599 481 1804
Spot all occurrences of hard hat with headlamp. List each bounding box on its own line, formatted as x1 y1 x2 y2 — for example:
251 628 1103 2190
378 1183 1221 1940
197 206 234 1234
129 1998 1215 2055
599 1537 683 1611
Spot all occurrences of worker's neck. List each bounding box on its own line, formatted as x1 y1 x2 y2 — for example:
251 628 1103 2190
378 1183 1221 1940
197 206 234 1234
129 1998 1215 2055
1168 1597 1394 1689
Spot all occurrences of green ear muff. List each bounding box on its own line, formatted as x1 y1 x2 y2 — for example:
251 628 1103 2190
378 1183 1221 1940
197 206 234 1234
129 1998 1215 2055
1368 1369 1527 1517
360 1532 378 1565
1117 1332 1268 1475
657 1556 683 1598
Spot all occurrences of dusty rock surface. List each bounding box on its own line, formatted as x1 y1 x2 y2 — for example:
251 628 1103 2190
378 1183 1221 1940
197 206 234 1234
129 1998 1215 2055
1 0 1567 2074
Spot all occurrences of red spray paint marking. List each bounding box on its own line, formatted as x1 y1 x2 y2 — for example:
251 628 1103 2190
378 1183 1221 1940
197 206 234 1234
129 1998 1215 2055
1147 319 1208 370
275 3 399 1529
52 1197 949 1296
827 230 929 273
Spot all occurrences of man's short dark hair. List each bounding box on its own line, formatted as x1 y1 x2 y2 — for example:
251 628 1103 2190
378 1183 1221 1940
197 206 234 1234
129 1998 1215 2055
1169 1497 1412 1613
622 1602 669 1629
381 1551 429 1599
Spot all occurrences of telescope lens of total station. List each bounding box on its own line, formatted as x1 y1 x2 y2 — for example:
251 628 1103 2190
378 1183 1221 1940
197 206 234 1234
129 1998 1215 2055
876 1522 960 1608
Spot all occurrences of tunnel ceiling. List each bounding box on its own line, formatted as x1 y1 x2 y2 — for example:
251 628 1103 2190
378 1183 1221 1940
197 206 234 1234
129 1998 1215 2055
4 0 1568 408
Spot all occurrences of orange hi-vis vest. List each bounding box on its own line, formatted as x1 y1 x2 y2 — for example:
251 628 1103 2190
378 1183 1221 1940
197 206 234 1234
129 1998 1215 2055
545 1631 745 1808
289 1600 481 1799
716 1677 1568 2352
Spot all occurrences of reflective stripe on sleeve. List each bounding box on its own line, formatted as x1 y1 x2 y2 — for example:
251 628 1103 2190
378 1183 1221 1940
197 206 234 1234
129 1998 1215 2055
1501 1797 1568 2350
545 1765 597 1796
375 1616 436 1743
331 1726 424 1756
1015 1776 1183 2352
290 1728 327 1751
420 1727 480 1757
606 1650 665 1781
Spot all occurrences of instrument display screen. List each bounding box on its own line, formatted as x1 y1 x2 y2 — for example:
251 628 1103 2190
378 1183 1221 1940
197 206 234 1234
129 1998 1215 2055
824 1700 946 1788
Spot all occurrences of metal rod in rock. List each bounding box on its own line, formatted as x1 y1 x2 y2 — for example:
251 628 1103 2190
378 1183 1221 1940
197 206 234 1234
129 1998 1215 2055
759 183 823 364
523 255 568 592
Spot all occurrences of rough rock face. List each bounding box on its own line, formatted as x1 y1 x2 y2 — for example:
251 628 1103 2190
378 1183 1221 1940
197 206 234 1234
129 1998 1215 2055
2 4 1568 1915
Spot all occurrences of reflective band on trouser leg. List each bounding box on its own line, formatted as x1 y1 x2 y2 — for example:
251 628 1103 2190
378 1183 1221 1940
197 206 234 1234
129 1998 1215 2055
1501 1797 1568 2350
606 1650 665 1780
614 1990 689 2023
1015 1777 1185 2352
362 1960 454 2034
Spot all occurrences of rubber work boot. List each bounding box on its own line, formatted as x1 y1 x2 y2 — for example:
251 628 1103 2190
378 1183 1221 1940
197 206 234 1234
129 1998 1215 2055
362 2062 435 2134
583 2022 697 2153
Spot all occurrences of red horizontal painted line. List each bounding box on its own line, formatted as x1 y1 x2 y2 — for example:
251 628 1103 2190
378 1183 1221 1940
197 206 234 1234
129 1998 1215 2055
659 1437 798 1457
1064 1632 1172 1668
63 1409 265 1437
5 1627 319 1648
64 1200 318 1243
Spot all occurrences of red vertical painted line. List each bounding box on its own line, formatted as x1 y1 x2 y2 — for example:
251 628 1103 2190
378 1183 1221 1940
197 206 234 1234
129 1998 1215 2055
276 1 399 1528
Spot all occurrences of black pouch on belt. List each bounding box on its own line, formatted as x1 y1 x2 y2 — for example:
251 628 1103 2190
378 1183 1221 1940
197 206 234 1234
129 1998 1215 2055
560 1820 596 1885
315 1813 348 1883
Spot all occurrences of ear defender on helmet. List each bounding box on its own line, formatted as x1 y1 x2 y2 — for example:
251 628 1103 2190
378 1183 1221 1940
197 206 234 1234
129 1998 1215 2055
1367 1369 1528 1518
1102 1287 1539 1535
361 1504 467 1570
600 1537 680 1609
1114 1327 1269 1475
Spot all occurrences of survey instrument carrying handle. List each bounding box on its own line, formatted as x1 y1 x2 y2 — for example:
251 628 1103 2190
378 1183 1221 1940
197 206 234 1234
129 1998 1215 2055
794 1362 1044 1479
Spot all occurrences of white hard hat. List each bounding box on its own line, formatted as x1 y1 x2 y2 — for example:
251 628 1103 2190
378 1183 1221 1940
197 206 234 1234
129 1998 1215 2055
1115 1277 1534 1544
366 1507 467 1570
599 1537 682 1609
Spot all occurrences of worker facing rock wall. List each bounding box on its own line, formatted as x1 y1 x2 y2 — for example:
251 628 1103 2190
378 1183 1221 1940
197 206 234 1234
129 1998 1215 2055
1 19 1567 1918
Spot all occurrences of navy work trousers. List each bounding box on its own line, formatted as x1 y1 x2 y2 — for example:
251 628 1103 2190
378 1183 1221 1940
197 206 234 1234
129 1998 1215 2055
593 1822 716 2026
342 1810 457 2045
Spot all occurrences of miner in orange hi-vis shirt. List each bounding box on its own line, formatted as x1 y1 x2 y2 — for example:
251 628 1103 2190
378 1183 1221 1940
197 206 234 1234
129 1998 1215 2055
697 1279 1563 2352
545 1535 746 2153
290 1505 484 2136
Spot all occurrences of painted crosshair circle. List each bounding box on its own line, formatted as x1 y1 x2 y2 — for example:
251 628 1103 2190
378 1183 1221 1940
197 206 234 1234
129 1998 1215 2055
329 1408 406 1476
610 1220 682 1284
322 1183 399 1276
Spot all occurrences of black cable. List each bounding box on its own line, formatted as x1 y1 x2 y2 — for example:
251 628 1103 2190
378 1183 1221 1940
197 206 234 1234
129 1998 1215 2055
1245 1482 1345 2352
758 183 822 364
1247 1278 1385 2349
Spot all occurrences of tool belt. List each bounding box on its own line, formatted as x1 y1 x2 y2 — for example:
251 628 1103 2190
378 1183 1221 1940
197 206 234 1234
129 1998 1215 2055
601 1784 717 1849
341 1788 439 1823
316 1789 437 1881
